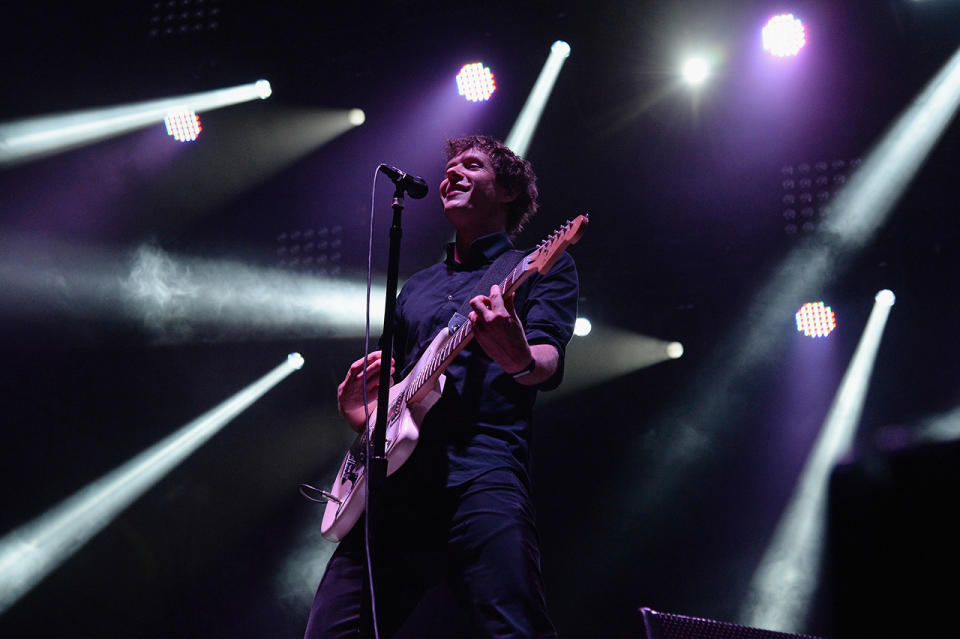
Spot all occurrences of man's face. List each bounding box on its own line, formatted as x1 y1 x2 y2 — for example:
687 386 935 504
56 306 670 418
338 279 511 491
440 148 511 229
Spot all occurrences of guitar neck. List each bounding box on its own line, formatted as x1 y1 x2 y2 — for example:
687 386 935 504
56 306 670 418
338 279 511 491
404 255 532 401
396 213 588 412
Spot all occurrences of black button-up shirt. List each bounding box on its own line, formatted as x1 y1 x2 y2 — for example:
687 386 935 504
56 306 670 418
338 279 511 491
391 232 578 487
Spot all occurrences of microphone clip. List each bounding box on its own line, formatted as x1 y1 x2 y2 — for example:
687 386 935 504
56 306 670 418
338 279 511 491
379 164 429 199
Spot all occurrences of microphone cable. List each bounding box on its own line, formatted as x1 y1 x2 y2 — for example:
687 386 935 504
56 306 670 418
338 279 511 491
360 164 381 639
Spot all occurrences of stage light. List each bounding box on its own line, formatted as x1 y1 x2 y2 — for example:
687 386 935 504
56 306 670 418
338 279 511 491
762 14 806 58
148 1 222 38
277 225 344 274
667 342 684 359
255 79 272 99
795 301 837 338
551 40 572 58
347 108 366 126
288 352 305 369
574 317 592 336
456 62 496 102
164 107 202 142
505 40 572 157
0 79 273 166
780 158 862 237
875 289 895 306
0 353 304 614
681 57 711 86
743 292 895 633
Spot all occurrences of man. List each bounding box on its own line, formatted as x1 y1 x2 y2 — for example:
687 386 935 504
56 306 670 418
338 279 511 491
305 135 578 638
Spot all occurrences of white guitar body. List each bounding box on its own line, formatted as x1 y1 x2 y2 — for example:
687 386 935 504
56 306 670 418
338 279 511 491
318 214 588 543
320 331 448 542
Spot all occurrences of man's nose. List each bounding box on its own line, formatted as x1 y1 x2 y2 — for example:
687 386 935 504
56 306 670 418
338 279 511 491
446 165 464 182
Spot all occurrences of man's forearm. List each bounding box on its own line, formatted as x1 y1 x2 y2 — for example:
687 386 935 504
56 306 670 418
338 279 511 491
513 343 560 386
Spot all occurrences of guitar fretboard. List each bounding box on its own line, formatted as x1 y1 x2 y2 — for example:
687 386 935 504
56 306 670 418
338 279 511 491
398 253 532 411
351 254 531 459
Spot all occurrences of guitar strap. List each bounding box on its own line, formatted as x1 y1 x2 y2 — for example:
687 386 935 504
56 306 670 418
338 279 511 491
447 249 527 335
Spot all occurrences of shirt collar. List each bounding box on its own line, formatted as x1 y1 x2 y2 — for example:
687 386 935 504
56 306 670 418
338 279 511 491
445 232 513 269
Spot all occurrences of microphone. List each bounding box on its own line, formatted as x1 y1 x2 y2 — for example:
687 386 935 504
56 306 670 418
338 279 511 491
379 164 429 199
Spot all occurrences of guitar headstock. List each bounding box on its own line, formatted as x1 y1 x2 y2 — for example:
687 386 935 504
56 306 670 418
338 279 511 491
526 214 589 275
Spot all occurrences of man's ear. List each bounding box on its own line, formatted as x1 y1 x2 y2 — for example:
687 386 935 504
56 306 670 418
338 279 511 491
497 186 520 204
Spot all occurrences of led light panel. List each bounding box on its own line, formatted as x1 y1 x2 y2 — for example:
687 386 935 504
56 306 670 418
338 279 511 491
456 63 496 102
164 107 202 142
796 301 837 338
763 14 806 58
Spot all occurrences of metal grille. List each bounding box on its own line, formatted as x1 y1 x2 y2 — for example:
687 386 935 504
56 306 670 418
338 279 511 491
639 608 823 639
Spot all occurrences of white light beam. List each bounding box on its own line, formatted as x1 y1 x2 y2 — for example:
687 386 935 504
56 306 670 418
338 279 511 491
0 239 386 341
741 292 895 633
827 46 960 247
0 353 304 614
506 41 571 157
0 79 272 166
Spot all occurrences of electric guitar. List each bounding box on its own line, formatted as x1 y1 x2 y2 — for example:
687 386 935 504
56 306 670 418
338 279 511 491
320 214 589 542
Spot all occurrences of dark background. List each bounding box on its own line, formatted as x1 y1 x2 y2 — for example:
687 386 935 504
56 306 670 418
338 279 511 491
1 1 959 637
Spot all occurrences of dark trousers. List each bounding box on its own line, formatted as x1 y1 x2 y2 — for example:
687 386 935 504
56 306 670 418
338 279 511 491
303 468 557 638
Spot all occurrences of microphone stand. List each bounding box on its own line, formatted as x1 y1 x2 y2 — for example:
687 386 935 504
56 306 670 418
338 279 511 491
363 183 405 637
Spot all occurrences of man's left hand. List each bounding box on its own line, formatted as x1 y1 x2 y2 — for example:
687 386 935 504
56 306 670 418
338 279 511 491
468 284 533 375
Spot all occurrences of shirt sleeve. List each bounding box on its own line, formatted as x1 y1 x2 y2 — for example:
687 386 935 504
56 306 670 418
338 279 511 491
518 251 579 391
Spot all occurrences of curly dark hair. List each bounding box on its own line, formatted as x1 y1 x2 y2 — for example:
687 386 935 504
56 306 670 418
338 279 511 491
445 135 539 236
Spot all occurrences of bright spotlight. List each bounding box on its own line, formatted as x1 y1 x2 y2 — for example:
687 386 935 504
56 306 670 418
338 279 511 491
288 352 305 369
505 40 572 156
875 289 896 306
666 341 684 359
255 79 272 99
574 317 592 336
163 107 202 142
347 108 366 126
0 354 303 614
796 301 837 338
456 62 497 102
681 57 711 86
762 14 806 58
551 40 571 58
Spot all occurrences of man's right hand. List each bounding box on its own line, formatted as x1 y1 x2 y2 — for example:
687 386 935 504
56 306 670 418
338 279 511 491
337 351 395 432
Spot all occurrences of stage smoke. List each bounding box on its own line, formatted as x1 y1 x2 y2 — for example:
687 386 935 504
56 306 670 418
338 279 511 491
0 237 385 341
